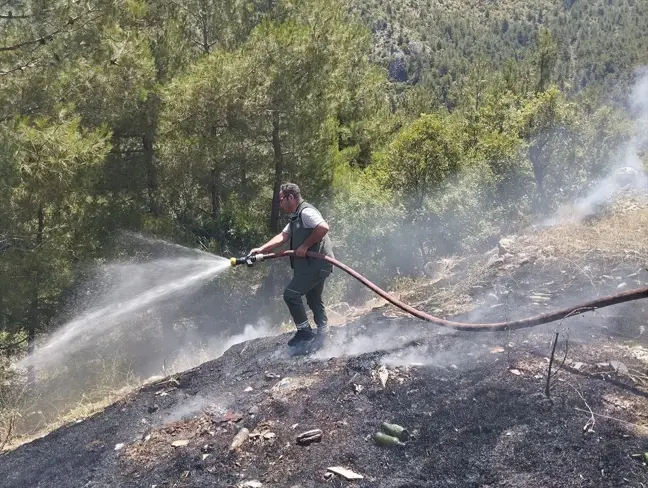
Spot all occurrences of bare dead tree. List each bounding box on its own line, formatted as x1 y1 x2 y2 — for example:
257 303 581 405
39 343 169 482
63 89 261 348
545 330 560 400
0 411 16 451
544 308 591 400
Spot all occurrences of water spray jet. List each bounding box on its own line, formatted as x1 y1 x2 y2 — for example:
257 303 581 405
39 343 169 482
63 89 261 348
17 254 232 371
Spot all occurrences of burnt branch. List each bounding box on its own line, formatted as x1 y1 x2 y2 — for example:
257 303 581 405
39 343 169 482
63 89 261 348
545 330 560 401
551 332 570 378
544 308 587 400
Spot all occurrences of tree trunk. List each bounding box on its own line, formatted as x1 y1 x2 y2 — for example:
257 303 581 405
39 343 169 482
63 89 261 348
269 110 284 233
240 144 249 202
210 165 226 251
210 166 221 219
143 134 159 216
27 204 44 385
530 144 546 212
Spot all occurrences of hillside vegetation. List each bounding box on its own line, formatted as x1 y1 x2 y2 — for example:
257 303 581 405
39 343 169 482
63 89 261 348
356 0 648 102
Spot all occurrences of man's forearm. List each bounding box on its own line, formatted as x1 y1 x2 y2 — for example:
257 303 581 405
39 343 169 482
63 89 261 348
260 233 288 253
301 225 328 249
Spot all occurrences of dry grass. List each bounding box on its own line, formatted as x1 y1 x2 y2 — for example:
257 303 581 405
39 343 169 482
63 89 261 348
389 255 485 317
393 196 648 316
521 198 648 265
1 355 141 453
1 386 138 452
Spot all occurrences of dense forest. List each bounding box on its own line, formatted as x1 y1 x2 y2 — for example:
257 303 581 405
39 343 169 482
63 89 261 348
1 0 647 374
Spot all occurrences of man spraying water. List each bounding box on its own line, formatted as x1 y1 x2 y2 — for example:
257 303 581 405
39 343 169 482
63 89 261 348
249 183 334 347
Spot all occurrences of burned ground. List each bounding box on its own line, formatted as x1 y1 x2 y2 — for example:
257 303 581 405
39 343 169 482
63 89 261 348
1 208 648 488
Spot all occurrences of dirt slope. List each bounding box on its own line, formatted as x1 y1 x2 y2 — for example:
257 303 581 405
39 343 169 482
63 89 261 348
2 206 648 488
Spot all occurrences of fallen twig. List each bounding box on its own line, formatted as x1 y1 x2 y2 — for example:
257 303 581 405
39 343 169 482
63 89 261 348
567 383 595 432
574 407 648 432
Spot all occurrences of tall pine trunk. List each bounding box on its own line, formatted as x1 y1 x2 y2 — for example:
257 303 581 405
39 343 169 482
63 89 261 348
143 134 159 216
270 110 283 233
27 204 44 385
530 143 547 212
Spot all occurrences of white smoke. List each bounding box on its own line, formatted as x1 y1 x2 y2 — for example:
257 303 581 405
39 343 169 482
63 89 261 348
160 394 228 424
380 343 480 368
311 324 427 360
547 67 648 225
170 319 275 373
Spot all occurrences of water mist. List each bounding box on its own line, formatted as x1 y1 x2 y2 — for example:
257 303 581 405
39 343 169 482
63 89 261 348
16 247 231 373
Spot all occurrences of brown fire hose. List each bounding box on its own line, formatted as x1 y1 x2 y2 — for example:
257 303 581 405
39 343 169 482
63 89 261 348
254 250 648 331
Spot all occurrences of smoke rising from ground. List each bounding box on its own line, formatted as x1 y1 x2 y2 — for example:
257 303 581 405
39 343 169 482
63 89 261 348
264 70 648 368
170 320 274 374
547 68 648 226
312 324 426 360
161 394 229 424
309 71 648 369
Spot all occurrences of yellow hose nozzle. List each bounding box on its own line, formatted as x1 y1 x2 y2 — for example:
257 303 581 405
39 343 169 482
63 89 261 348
230 254 267 267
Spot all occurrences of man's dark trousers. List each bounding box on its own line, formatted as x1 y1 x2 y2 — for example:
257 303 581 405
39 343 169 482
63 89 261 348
283 269 331 329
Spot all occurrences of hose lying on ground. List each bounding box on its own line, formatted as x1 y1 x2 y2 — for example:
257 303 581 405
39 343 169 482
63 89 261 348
231 250 648 332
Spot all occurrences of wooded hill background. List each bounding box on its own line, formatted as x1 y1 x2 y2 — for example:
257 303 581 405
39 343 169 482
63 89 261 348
1 0 648 365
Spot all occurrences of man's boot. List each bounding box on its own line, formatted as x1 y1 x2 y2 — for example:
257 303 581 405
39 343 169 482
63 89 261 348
311 324 328 347
316 324 328 336
287 324 315 346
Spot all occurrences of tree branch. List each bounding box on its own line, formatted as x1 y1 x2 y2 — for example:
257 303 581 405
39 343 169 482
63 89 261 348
0 55 39 76
165 0 201 22
110 148 145 155
0 411 16 451
0 9 98 52
0 13 32 19
0 337 27 350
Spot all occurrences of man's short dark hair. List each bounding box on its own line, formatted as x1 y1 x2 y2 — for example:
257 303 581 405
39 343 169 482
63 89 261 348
280 182 301 199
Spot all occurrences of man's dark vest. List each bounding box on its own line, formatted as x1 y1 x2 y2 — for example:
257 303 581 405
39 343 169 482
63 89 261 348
289 201 334 275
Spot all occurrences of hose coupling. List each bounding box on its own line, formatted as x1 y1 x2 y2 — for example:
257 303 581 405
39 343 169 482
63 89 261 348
230 253 267 267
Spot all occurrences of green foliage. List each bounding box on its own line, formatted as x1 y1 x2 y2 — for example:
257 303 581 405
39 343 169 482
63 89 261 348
374 113 463 209
0 113 111 337
352 0 648 103
326 164 404 287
